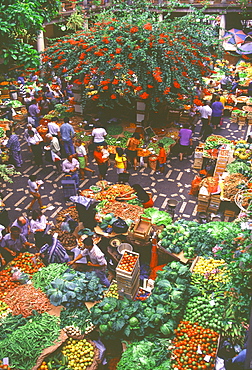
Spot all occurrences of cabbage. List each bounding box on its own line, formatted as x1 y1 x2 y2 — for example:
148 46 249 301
103 213 114 222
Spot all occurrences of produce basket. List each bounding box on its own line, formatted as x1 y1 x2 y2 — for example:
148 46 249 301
235 189 252 212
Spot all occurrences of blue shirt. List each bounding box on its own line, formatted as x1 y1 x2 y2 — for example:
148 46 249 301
6 134 21 152
1 233 27 253
211 101 224 117
60 122 75 141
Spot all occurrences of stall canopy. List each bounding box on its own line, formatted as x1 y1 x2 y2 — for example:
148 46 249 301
224 28 247 45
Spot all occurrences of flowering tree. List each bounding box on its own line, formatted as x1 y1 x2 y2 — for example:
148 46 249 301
43 0 221 110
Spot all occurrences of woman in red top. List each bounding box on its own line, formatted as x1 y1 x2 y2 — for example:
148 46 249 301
93 146 109 180
117 184 154 209
157 143 166 174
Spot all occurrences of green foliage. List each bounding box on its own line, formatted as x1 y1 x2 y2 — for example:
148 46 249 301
0 0 60 68
43 0 221 110
66 7 85 32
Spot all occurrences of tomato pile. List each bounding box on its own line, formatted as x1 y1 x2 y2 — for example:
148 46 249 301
95 184 132 201
117 252 138 273
134 287 151 301
0 270 19 298
7 252 44 275
172 321 219 370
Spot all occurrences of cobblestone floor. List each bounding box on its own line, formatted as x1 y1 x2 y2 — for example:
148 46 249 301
2 117 247 224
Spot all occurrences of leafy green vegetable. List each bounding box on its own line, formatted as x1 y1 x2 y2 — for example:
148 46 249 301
60 306 92 334
46 270 104 307
0 312 60 370
117 338 171 370
143 208 172 226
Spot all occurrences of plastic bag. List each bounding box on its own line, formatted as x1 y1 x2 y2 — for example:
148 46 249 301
112 217 129 234
189 176 202 196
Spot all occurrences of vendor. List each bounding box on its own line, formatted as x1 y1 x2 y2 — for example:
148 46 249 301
116 184 154 208
0 226 36 265
68 237 110 287
36 233 70 265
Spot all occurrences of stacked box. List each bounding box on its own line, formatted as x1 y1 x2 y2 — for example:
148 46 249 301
197 200 209 213
208 194 221 213
214 156 229 177
194 147 204 159
116 251 140 300
193 157 203 169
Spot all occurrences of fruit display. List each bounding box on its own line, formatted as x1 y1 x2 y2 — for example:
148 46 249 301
183 296 225 333
192 257 227 283
7 252 44 276
94 184 132 201
234 140 252 160
172 321 219 370
222 173 247 201
134 287 151 301
117 251 139 273
204 135 231 150
0 270 19 299
104 281 119 299
37 361 49 370
62 338 96 370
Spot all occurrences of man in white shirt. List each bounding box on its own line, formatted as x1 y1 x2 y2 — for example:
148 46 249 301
92 123 107 146
45 134 61 171
68 237 110 287
198 101 212 141
48 117 61 138
62 154 80 189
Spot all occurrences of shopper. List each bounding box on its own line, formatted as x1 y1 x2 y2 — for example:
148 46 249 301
92 123 107 146
117 184 154 208
0 226 35 264
75 139 94 180
30 209 50 249
5 130 23 168
126 132 140 170
178 123 193 161
211 95 224 130
60 117 75 156
39 95 51 117
62 154 80 190
11 215 30 239
115 147 127 174
36 234 70 265
47 117 61 138
198 101 212 141
26 130 43 166
27 174 46 211
45 134 61 171
68 237 110 287
93 146 109 180
156 142 166 174
28 99 40 127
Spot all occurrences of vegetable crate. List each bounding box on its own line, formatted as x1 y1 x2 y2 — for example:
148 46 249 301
197 200 209 213
117 273 140 300
116 251 140 277
133 216 152 239
208 194 221 213
192 157 203 169
194 147 204 159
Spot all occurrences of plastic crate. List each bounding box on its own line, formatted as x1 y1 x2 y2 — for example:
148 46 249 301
61 179 77 199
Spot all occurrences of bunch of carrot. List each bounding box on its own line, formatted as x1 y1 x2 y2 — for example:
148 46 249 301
2 284 51 317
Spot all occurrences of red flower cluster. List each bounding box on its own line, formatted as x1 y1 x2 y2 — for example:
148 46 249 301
130 26 138 33
111 94 117 99
139 92 149 99
116 48 122 54
102 37 110 44
173 81 181 89
163 87 170 95
153 67 162 83
143 23 152 31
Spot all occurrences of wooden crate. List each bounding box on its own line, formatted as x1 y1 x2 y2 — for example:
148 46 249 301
193 157 203 169
116 250 140 277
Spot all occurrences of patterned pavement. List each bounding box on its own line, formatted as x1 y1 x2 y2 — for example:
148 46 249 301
2 116 248 225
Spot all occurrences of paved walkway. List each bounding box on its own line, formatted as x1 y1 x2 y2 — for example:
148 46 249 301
2 116 247 224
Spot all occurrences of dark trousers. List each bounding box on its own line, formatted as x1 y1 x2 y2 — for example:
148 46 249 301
31 144 43 165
